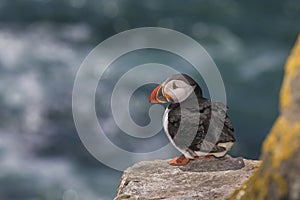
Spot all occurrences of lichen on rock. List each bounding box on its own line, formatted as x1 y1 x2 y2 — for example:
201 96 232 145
228 35 300 200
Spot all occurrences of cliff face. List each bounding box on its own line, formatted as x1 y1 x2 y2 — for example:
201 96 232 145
229 35 300 200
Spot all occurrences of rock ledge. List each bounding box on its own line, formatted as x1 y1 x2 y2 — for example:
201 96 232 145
115 156 260 200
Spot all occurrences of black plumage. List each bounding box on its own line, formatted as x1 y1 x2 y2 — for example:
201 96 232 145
166 98 235 156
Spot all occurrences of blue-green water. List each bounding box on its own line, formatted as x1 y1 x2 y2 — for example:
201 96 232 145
0 0 300 199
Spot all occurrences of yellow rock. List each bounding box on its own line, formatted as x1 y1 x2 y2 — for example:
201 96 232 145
228 35 300 200
280 34 300 113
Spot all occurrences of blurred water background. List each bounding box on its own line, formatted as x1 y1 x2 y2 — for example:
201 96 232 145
0 0 300 199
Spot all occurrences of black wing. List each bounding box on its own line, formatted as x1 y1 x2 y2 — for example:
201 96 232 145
167 99 235 153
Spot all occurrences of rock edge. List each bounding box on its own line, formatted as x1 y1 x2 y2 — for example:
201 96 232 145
115 156 260 200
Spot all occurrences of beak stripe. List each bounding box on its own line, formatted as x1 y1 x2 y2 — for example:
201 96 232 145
162 86 172 101
149 84 168 103
149 84 162 103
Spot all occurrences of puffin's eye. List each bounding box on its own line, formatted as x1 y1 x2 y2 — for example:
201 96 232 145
172 82 178 89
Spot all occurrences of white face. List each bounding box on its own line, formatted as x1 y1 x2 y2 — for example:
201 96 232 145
163 80 195 103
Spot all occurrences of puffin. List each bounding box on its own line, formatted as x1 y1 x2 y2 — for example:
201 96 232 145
149 74 235 166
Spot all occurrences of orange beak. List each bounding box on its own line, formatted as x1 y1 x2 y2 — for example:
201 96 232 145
149 84 168 104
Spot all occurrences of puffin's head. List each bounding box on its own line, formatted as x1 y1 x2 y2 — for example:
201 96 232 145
149 74 202 104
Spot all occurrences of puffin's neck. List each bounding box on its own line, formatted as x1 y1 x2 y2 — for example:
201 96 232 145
168 85 204 108
183 85 203 101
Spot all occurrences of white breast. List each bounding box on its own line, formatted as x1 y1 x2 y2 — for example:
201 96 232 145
162 107 170 137
163 107 194 159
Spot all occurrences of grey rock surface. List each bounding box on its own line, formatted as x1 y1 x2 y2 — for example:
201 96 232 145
115 156 260 200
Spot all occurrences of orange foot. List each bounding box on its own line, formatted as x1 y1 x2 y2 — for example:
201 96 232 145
168 155 190 166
